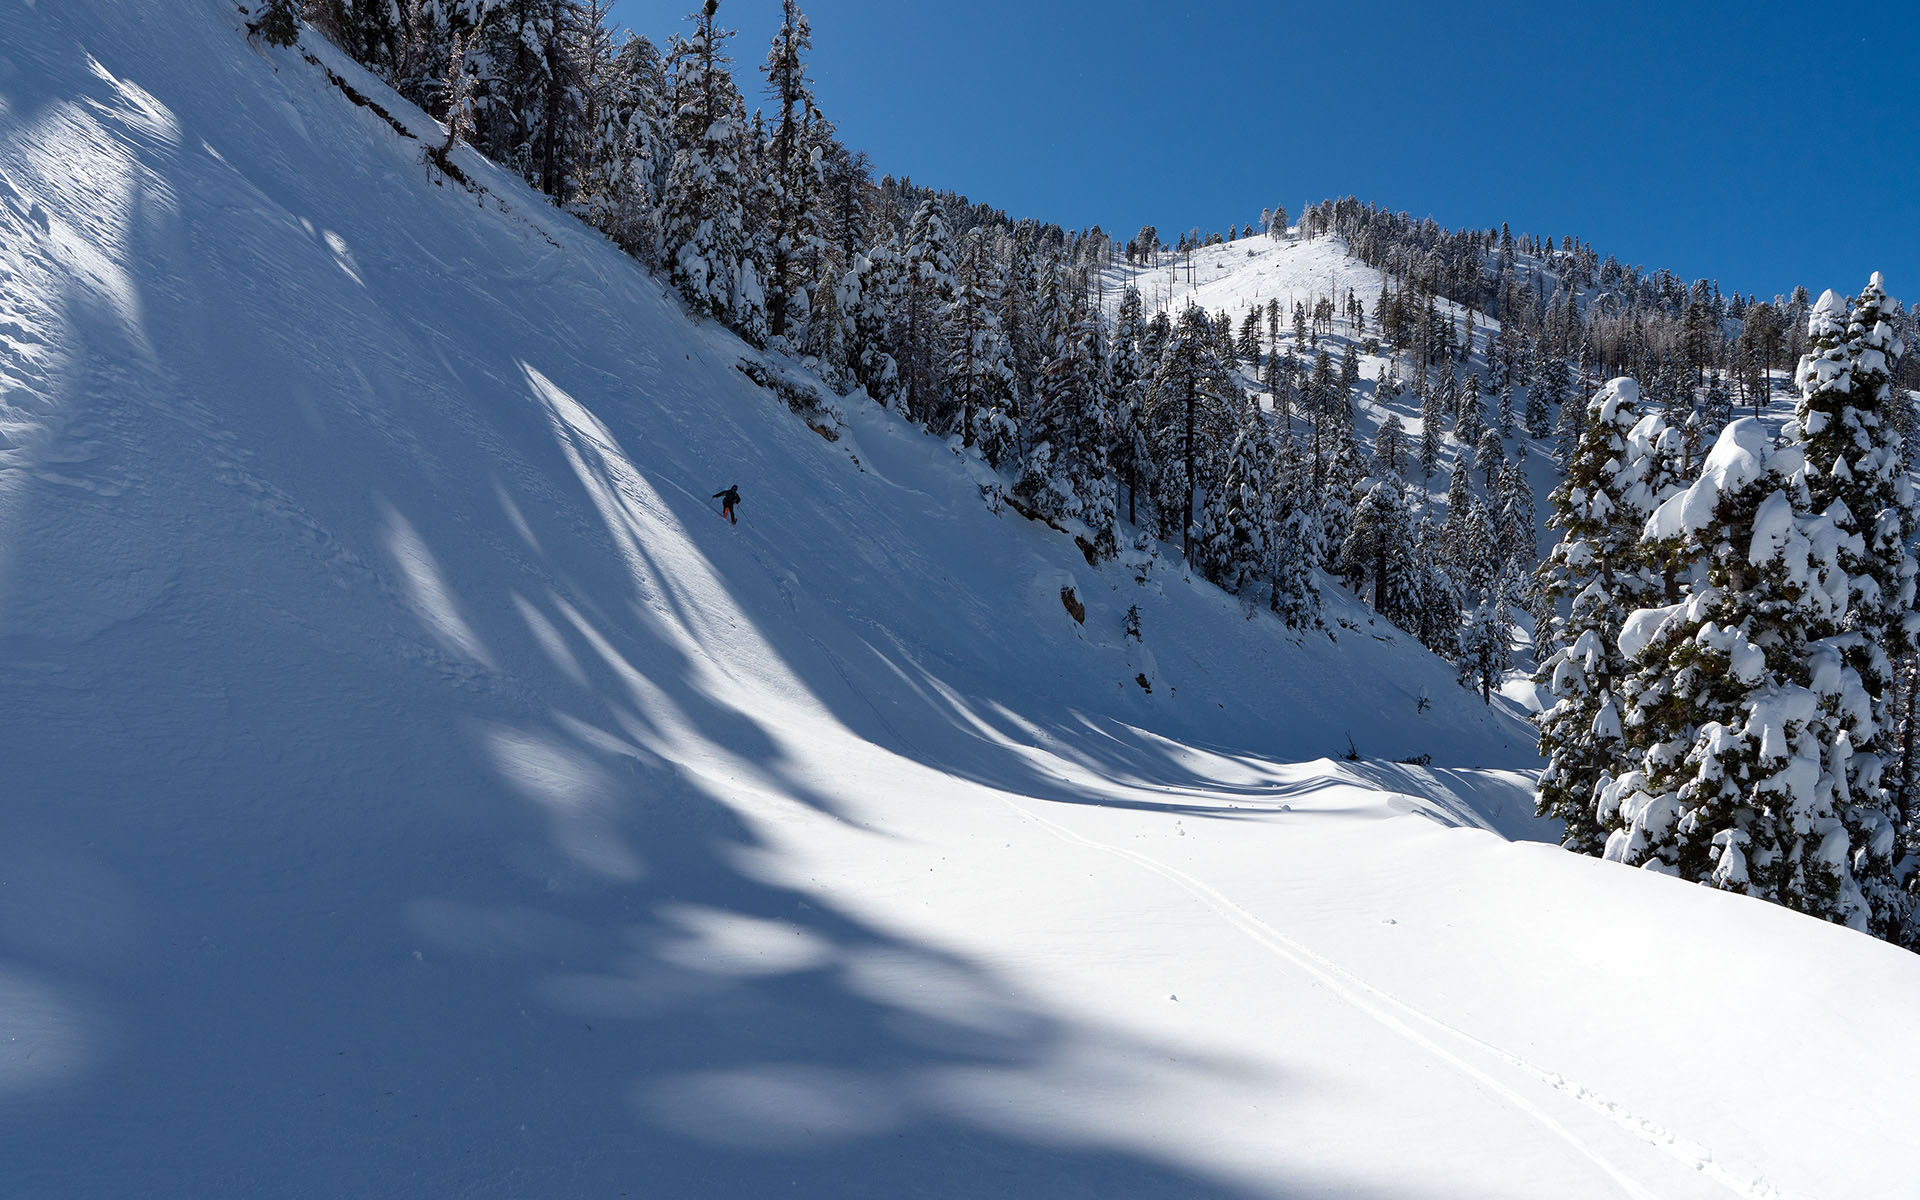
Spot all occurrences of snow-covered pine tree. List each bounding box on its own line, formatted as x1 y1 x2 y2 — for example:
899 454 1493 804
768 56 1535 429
1453 496 1501 603
944 231 1013 452
1785 273 1915 939
661 1 761 338
1271 439 1324 629
1194 407 1274 595
1443 454 1473 550
1110 287 1154 527
1414 376 1441 457
1237 308 1262 365
1496 457 1536 576
1146 305 1243 558
1318 435 1369 570
251 0 302 45
1260 345 1289 429
1338 482 1417 624
1475 429 1505 490
1523 566 1557 652
1455 376 1484 447
1529 358 1566 439
836 242 905 408
1552 351 1590 465
899 198 956 428
759 0 821 342
726 92 770 347
1699 367 1730 439
1602 419 1877 928
581 32 666 262
1458 581 1514 704
1212 311 1238 366
1411 510 1464 658
1019 303 1117 555
1001 237 1048 417
1417 410 1441 482
322 0 406 77
475 0 588 199
1627 409 1693 603
1533 378 1663 852
1374 413 1407 479
1303 349 1341 485
817 140 871 271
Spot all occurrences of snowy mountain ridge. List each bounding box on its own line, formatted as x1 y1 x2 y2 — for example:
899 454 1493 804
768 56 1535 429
3 3 1920 1197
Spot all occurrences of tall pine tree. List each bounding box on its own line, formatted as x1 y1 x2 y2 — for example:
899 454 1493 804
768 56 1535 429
1785 274 1915 938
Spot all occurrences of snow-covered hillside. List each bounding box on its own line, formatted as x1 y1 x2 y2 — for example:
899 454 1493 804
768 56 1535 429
1106 232 1570 692
3 3 1919 1198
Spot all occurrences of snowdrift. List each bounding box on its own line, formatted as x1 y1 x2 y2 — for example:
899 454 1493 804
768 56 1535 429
2 3 1918 1197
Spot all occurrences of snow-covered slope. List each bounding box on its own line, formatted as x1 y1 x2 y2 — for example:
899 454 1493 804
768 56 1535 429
3 4 1918 1197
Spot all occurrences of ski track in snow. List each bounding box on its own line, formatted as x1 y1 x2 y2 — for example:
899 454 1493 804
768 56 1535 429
998 791 1779 1200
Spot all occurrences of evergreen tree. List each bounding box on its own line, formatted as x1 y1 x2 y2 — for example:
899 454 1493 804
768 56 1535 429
1456 377 1484 447
1271 440 1325 629
1418 416 1441 483
1146 306 1243 557
1213 311 1238 365
759 0 822 341
1411 511 1464 659
476 0 589 199
1237 308 1263 364
1496 458 1536 574
944 232 1013 450
1322 435 1369 552
1443 456 1474 556
1785 274 1915 938
1528 358 1566 439
1019 304 1117 555
1458 582 1515 704
1339 482 1418 624
1453 496 1501 602
1339 344 1361 399
836 243 905 408
1110 288 1155 526
899 198 956 426
1260 345 1291 429
582 33 666 262
999 237 1043 421
818 141 872 268
1475 429 1505 490
251 0 302 45
1602 420 1876 928
662 1 762 338
1702 368 1733 440
1195 409 1275 595
1374 413 1407 479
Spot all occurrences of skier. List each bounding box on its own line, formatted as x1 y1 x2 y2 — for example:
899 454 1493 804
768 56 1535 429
712 484 741 524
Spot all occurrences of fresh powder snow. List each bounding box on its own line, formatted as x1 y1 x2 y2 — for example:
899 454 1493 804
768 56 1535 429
3 3 1919 1198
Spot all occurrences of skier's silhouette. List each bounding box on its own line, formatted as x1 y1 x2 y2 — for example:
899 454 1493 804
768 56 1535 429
713 484 741 524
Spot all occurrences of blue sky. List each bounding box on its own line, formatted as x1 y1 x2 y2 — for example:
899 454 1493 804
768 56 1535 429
612 0 1920 305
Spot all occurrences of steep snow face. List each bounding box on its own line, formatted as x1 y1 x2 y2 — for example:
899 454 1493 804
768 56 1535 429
4 4 1920 1199
1116 231 1389 327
